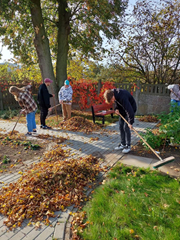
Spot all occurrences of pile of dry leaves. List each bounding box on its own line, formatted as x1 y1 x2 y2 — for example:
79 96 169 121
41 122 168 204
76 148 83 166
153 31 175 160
58 116 102 133
0 144 104 230
138 115 158 122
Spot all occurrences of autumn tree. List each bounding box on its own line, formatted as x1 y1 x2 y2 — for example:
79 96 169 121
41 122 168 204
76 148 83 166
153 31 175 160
111 0 180 84
0 0 128 96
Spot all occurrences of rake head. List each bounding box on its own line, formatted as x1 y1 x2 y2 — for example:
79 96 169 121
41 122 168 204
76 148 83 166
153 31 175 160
153 156 175 169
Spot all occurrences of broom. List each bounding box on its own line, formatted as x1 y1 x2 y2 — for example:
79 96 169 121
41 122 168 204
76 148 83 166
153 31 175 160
117 112 175 169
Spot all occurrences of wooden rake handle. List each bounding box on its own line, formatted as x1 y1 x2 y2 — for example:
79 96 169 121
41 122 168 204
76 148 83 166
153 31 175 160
117 112 162 161
50 103 61 110
10 112 22 136
171 89 180 101
50 85 58 121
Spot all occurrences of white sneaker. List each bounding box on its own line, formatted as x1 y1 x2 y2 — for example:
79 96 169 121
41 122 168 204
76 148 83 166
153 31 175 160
122 146 131 154
32 131 38 136
114 144 126 150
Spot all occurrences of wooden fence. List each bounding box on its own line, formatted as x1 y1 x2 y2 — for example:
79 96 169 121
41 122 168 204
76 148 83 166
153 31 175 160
0 81 39 111
0 80 171 115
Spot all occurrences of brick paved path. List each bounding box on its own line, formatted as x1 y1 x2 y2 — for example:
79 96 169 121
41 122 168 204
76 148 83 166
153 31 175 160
0 119 157 240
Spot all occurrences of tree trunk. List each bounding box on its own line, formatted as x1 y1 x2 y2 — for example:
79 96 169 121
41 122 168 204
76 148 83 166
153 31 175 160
30 0 58 97
56 0 70 89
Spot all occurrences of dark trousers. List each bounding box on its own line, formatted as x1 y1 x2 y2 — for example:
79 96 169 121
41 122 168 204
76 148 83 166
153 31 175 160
119 116 131 146
40 107 48 126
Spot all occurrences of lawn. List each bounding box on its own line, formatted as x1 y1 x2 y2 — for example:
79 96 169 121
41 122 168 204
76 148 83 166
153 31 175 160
72 164 180 240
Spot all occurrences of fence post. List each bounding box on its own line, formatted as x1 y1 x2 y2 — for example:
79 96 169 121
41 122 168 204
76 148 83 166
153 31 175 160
134 80 141 114
0 87 3 110
98 79 102 95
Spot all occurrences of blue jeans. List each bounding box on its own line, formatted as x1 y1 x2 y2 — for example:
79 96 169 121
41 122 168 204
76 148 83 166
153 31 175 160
171 99 180 107
26 111 36 133
119 116 131 146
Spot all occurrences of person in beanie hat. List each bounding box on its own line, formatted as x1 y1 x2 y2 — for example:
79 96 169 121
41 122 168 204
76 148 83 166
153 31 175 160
37 78 54 129
104 88 137 154
9 85 37 136
58 80 73 121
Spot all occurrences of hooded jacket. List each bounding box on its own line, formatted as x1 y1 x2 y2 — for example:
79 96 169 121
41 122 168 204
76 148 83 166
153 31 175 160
114 88 137 125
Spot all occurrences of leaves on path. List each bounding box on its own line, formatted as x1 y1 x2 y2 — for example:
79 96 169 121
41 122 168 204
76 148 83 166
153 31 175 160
58 116 102 133
0 144 104 230
138 115 158 122
71 211 88 240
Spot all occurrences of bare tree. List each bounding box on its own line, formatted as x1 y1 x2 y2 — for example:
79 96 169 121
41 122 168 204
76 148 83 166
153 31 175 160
112 0 180 84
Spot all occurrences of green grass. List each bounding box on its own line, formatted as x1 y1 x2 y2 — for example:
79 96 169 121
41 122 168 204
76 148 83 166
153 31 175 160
79 164 180 240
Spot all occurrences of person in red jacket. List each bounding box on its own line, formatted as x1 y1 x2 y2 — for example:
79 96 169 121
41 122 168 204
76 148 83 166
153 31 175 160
104 88 137 153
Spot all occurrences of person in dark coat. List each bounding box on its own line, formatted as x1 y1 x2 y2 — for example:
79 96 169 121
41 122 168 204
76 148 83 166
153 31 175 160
104 88 137 153
37 78 54 129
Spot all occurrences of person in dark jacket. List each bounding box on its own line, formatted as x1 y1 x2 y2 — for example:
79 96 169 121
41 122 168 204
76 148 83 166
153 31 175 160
37 78 54 129
104 89 137 153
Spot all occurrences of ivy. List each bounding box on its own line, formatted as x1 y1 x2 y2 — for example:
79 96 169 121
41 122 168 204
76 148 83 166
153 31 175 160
70 79 115 109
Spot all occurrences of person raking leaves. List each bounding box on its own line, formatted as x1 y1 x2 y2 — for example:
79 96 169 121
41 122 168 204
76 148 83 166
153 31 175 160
9 85 37 136
58 80 73 122
104 88 137 153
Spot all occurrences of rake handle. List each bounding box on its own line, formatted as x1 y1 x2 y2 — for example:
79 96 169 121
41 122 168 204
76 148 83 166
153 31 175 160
50 86 58 121
10 112 22 136
118 113 162 161
171 89 180 101
50 103 61 110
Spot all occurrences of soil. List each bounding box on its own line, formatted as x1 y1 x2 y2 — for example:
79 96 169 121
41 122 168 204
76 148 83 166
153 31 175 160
0 131 66 174
131 142 180 171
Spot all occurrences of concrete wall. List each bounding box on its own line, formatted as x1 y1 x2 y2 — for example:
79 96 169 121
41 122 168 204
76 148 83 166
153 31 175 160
136 93 170 115
115 81 171 115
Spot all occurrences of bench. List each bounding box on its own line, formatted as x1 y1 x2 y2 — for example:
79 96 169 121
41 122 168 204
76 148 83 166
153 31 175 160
91 103 115 124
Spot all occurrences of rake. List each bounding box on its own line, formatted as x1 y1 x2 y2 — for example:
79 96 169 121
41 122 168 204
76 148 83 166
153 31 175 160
10 111 22 136
117 112 175 169
47 103 61 118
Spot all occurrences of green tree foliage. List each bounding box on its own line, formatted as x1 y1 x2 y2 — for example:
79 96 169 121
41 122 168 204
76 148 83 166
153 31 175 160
111 0 180 84
67 51 102 80
95 63 141 82
0 0 128 95
0 63 42 83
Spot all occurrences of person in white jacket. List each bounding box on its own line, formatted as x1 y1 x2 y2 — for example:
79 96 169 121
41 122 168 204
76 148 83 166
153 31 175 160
58 80 73 121
167 80 180 107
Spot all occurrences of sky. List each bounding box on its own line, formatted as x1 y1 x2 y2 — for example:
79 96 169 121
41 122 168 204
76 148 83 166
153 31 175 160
0 43 14 63
0 0 137 64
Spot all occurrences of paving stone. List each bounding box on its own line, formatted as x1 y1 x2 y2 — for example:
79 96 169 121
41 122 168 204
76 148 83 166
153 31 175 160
53 222 66 239
33 226 54 240
0 119 159 240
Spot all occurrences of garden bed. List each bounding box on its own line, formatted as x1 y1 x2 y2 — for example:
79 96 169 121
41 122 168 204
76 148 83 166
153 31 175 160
131 142 180 172
0 132 66 173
